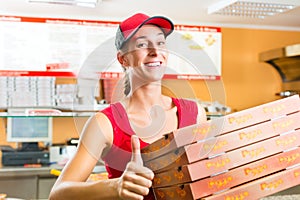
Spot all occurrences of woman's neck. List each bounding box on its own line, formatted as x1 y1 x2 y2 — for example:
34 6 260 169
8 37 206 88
128 82 166 109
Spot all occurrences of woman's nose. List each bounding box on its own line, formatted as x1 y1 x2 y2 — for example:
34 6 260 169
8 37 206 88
148 42 163 56
148 47 158 56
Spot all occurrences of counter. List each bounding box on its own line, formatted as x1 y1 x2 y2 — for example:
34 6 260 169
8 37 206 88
0 165 55 177
0 165 58 199
0 163 107 200
0 149 55 199
0 164 299 199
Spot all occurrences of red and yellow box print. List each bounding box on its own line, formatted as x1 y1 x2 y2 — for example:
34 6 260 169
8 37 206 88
141 95 300 200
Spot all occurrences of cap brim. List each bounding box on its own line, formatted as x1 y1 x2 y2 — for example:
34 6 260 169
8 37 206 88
122 16 174 49
142 16 174 36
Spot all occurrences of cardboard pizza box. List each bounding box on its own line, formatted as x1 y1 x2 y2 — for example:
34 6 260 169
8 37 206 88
145 111 300 172
154 147 300 198
202 164 300 200
152 129 300 188
142 95 300 162
153 163 300 200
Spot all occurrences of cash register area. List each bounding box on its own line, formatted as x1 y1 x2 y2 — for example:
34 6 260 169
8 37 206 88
0 112 108 200
0 75 111 199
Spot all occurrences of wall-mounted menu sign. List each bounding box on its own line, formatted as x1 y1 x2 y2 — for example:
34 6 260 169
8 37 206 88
0 15 221 80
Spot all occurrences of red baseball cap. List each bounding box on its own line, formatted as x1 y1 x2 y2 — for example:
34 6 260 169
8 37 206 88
115 13 174 50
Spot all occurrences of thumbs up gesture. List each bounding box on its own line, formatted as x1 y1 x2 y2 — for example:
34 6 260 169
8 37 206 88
117 135 154 200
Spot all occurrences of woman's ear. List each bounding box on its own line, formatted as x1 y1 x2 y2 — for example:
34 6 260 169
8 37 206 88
117 51 129 67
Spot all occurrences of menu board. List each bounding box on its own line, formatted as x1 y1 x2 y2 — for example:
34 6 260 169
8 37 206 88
0 15 221 80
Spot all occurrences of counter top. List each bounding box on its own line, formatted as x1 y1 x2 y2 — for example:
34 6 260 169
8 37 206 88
0 164 106 178
0 165 60 177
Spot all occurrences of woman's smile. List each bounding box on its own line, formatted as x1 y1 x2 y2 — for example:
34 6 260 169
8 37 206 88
144 61 162 68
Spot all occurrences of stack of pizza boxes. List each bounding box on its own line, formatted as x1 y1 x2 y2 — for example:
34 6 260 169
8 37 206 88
141 95 300 200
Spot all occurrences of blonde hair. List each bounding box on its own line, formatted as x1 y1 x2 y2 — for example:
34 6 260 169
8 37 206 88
119 45 131 96
123 69 131 96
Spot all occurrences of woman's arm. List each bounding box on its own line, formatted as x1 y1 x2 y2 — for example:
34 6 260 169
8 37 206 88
49 112 117 199
49 113 154 200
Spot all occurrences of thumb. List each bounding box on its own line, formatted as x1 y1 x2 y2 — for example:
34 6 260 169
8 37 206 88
131 135 143 165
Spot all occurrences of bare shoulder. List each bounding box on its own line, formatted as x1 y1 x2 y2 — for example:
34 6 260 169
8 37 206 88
79 111 114 159
193 100 207 123
162 95 175 109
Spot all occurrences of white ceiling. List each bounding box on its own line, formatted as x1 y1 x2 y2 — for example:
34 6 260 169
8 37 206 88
0 0 300 31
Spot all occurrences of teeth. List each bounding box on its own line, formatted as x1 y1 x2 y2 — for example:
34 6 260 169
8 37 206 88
145 62 160 67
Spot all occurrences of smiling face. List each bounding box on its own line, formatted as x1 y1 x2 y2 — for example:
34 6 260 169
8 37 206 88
119 24 169 82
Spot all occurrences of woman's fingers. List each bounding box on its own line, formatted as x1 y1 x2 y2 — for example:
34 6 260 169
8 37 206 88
131 135 143 165
118 135 155 200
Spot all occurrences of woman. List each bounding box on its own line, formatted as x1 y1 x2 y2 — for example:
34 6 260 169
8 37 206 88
49 13 206 200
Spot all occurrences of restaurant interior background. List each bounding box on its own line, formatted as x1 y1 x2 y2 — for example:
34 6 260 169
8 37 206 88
0 0 300 199
0 0 299 143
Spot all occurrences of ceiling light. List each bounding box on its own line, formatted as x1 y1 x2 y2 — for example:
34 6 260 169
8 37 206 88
28 0 99 8
208 0 299 19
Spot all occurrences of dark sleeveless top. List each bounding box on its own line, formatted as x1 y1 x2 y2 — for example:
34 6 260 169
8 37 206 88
101 97 198 199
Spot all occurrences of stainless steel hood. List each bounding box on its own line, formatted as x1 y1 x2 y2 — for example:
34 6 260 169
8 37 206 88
259 43 300 82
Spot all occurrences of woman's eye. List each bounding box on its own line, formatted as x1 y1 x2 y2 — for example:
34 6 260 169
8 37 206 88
158 41 166 46
137 42 148 48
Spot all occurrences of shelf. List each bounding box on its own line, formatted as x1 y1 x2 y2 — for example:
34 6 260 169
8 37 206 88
0 112 94 117
0 70 76 77
0 106 223 118
0 104 109 117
